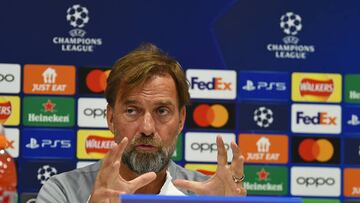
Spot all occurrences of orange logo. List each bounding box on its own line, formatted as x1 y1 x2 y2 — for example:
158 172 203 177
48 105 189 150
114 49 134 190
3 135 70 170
344 168 360 197
23 64 75 95
239 134 288 164
298 138 334 162
77 130 115 159
193 104 228 127
0 96 20 126
86 69 111 93
185 164 217 176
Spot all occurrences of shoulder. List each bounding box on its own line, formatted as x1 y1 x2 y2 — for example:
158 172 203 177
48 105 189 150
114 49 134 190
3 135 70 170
37 161 100 203
168 160 209 182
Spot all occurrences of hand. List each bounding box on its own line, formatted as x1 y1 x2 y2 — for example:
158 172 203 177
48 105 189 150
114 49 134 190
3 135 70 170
173 136 247 196
89 137 157 203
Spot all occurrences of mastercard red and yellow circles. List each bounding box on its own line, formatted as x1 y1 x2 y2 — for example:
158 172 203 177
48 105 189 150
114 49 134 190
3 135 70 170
193 104 229 128
86 69 111 93
298 138 334 162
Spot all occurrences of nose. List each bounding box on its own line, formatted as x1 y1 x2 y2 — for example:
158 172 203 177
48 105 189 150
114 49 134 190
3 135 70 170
141 111 155 136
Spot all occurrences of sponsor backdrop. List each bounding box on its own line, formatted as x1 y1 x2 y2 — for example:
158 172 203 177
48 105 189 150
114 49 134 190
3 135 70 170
0 1 360 202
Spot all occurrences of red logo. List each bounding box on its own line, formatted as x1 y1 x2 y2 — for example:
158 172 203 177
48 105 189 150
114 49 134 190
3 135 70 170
257 168 270 181
42 100 56 112
299 78 334 97
0 100 11 123
85 135 116 154
86 69 111 93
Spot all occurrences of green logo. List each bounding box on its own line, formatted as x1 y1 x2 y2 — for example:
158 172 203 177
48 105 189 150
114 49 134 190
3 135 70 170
23 96 74 127
243 165 288 195
302 198 340 203
345 74 360 103
171 134 183 161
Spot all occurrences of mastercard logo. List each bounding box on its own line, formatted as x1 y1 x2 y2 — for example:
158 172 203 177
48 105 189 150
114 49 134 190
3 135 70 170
298 138 334 162
193 104 229 128
86 69 111 93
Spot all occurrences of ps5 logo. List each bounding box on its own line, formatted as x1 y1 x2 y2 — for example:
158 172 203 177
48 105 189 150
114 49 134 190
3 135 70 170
26 137 71 149
242 80 286 92
348 114 360 126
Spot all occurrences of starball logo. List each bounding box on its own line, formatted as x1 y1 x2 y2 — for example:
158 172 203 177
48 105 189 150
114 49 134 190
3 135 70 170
291 167 340 197
52 4 103 52
267 12 315 59
291 104 341 134
187 69 236 99
292 73 342 102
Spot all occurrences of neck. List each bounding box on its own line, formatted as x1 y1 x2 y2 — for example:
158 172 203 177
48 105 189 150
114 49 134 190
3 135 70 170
120 163 167 194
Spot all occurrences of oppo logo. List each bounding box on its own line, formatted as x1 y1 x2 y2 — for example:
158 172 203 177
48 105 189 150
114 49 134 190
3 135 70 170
191 142 229 152
296 176 335 187
0 74 15 82
83 108 106 118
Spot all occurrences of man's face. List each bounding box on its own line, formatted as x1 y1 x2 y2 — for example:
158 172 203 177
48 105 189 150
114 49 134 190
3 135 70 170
107 74 186 174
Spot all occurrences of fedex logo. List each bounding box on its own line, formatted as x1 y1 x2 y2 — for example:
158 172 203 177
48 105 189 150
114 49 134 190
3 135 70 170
291 104 341 134
296 112 336 125
187 69 236 99
191 77 231 90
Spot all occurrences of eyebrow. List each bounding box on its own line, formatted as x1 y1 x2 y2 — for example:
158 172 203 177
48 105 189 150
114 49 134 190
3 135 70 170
123 99 175 107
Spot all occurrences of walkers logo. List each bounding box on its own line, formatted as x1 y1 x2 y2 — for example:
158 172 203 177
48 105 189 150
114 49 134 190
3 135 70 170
23 64 75 95
3 128 19 158
186 69 236 99
292 136 340 164
171 134 183 161
343 106 360 133
187 102 235 130
0 96 20 126
344 138 360 165
239 103 288 131
239 134 288 164
52 4 103 52
239 71 289 100
77 129 116 159
345 74 360 103
21 128 75 159
78 68 111 94
185 132 235 162
19 160 75 191
267 12 315 59
22 96 75 127
0 64 21 93
344 168 360 197
243 165 287 195
77 98 107 128
291 166 340 197
292 73 342 102
291 104 341 134
185 164 217 176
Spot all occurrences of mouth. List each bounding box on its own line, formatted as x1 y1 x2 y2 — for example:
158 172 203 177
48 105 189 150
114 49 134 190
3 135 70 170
135 144 158 152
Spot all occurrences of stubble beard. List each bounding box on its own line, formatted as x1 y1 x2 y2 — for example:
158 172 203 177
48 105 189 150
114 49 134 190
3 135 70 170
121 135 177 175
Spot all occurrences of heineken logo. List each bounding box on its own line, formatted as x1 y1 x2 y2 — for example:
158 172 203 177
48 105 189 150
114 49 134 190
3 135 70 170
23 96 74 127
243 165 288 195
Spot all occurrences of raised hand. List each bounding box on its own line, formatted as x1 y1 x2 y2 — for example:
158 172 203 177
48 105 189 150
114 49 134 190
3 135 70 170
89 137 157 203
173 136 247 196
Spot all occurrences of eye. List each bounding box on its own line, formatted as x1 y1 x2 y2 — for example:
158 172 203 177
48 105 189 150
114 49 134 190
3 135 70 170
126 107 138 116
157 107 170 116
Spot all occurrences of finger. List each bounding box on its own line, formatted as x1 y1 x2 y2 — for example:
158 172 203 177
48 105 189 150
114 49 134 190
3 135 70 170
128 172 157 191
173 179 204 194
230 142 245 176
216 136 227 166
111 137 128 164
101 137 128 169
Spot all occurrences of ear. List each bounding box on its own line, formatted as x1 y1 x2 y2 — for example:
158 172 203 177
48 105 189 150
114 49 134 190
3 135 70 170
178 106 186 133
106 104 114 133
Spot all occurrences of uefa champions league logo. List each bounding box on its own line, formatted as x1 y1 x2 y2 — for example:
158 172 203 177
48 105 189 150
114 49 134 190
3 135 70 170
280 12 302 44
37 165 58 184
66 4 90 37
253 106 274 128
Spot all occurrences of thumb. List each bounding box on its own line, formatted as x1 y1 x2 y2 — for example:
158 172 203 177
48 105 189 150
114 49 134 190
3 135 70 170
173 179 204 195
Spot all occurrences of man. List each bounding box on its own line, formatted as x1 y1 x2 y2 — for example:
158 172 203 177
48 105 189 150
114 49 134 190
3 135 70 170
37 44 246 203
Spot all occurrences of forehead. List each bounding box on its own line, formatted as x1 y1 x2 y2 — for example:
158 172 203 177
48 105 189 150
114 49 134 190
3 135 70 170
118 75 179 105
